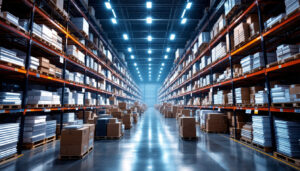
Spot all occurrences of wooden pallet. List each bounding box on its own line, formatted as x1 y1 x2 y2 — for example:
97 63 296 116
181 136 198 141
0 153 18 165
273 151 300 167
252 142 273 153
271 103 295 108
95 135 122 140
240 137 252 145
0 105 21 110
251 67 263 73
203 129 228 134
254 103 268 107
0 60 25 70
45 136 56 144
63 104 76 107
26 104 51 108
59 150 90 160
80 30 88 38
22 139 45 149
278 53 300 64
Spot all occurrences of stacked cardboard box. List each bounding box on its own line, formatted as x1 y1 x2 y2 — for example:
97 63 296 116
240 55 253 74
285 0 300 15
60 126 89 157
66 45 85 63
250 86 264 104
2 11 19 25
179 117 196 138
290 84 300 102
0 123 20 160
107 118 122 137
233 22 249 47
247 14 259 37
214 90 229 105
235 87 250 105
241 123 253 140
205 113 228 132
118 102 127 111
22 116 46 143
276 44 299 61
123 114 133 129
265 14 285 29
95 118 110 137
252 52 276 70
0 47 24 67
38 57 50 74
230 127 241 139
255 90 268 104
85 124 95 149
232 114 246 129
252 116 272 147
71 17 89 36
224 0 241 16
271 85 291 103
0 92 22 105
78 111 95 123
211 14 226 39
30 57 39 70
211 42 227 62
46 120 56 138
198 32 210 49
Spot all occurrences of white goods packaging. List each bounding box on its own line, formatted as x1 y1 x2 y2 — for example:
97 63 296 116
252 116 272 147
240 55 253 74
265 14 285 29
0 123 20 160
252 52 276 69
71 17 89 36
276 44 299 61
285 0 300 15
211 42 227 62
224 0 241 16
198 32 210 48
271 85 291 103
46 120 56 138
255 90 268 104
22 116 46 143
2 11 19 26
0 92 22 105
0 47 24 67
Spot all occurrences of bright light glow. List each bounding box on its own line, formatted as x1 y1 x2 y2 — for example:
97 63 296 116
112 9 117 18
128 47 132 52
181 18 187 24
160 67 163 70
146 1 152 8
166 48 170 52
149 67 151 70
134 63 137 66
162 63 165 66
170 34 175 40
164 55 168 59
148 49 152 54
149 63 151 66
159 71 162 74
146 17 152 24
136 67 138 70
105 2 112 9
123 34 129 40
148 58 152 62
130 55 134 59
186 2 192 9
181 9 186 18
111 18 117 24
147 35 152 41
149 71 151 74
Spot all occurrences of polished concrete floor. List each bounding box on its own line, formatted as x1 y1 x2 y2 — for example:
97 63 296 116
0 108 297 171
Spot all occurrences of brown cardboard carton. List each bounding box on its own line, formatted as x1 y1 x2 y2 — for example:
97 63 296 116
180 117 195 127
109 118 117 123
112 111 123 119
78 111 93 120
60 127 89 156
85 124 95 149
179 117 196 138
290 84 300 95
107 122 121 137
181 109 190 117
39 57 50 69
118 102 127 110
230 127 241 139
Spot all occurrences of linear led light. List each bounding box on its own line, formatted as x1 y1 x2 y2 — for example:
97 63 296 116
105 2 112 9
128 47 132 52
123 34 129 40
181 18 187 24
181 9 186 18
146 1 152 9
148 49 152 54
148 58 152 62
162 63 165 66
164 55 168 59
170 34 175 40
130 55 134 59
134 62 137 66
111 18 117 24
149 63 151 66
136 67 139 70
149 67 151 70
166 48 170 52
159 71 162 74
147 35 152 41
146 17 152 24
160 67 163 70
186 2 192 9
112 9 117 18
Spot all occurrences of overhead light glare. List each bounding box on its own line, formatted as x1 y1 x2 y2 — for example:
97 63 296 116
123 34 129 40
148 58 152 62
148 49 152 54
105 2 112 9
130 55 134 59
186 2 192 9
170 34 175 40
128 47 132 52
181 9 186 18
111 18 117 24
146 17 152 24
166 48 170 52
134 62 137 66
147 35 152 41
164 55 168 59
112 9 117 18
181 18 187 24
162 63 165 66
146 1 152 9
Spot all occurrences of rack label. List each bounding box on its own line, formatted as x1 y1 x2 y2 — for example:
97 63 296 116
76 108 78 111
246 109 251 114
60 56 64 63
44 109 51 112
254 110 258 114
295 109 300 113
36 74 40 78
0 110 4 113
218 108 221 112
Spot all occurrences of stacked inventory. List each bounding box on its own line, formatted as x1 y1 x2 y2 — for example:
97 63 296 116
252 52 276 70
276 44 299 61
240 55 253 74
27 90 60 105
0 92 22 105
22 116 47 143
0 123 19 160
274 119 300 157
235 87 250 105
179 117 196 138
46 120 57 138
252 116 272 147
241 123 253 140
0 47 24 67
205 113 228 133
285 0 300 15
271 85 291 103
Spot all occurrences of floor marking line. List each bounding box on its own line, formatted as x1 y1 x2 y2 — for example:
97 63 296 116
218 134 300 170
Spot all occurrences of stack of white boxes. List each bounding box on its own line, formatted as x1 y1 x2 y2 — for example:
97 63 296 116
252 116 272 147
30 56 39 70
41 25 53 44
54 112 75 124
46 120 56 138
285 0 300 15
74 72 84 84
211 42 227 63
65 70 74 81
252 52 277 70
198 32 210 48
224 0 241 16
27 90 54 105
255 90 268 104
214 90 225 105
71 17 89 36
0 47 24 67
66 45 85 63
58 88 75 105
276 44 299 61
2 12 19 25
240 55 253 74
271 85 291 103
74 92 84 105
22 116 46 143
0 123 19 160
264 14 286 29
0 92 22 105
51 29 63 52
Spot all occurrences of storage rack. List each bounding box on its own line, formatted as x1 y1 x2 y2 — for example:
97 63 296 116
0 0 141 154
158 0 300 149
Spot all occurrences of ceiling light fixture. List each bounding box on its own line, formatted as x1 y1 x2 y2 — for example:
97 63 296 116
147 35 152 41
186 2 192 9
148 58 152 62
148 49 152 54
181 18 187 24
105 2 112 9
134 62 137 66
170 34 175 40
181 9 186 18
164 55 168 59
130 55 134 59
146 17 152 24
146 1 152 9
111 18 117 24
128 47 132 52
166 48 170 52
123 34 129 40
162 63 165 66
112 9 117 18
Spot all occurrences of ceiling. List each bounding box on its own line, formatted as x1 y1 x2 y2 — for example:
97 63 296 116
89 0 210 83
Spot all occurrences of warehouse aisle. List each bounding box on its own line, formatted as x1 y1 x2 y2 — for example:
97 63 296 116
0 108 297 171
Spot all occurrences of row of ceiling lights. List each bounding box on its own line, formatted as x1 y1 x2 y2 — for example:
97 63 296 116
104 1 192 82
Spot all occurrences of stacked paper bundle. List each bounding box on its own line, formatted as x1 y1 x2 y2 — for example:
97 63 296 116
0 47 24 67
254 89 268 104
52 92 61 105
276 44 299 61
271 85 291 103
240 55 253 74
46 120 57 138
74 72 84 84
274 119 300 157
235 87 250 104
0 92 22 105
252 52 276 70
252 116 272 147
54 112 75 123
214 90 228 105
41 25 53 44
233 22 249 47
66 45 85 63
285 0 300 15
22 116 46 143
71 17 89 36
265 14 285 28
30 57 39 70
224 0 241 16
241 123 253 140
58 88 75 105
2 11 19 25
74 92 84 105
198 32 210 48
0 123 20 160
211 42 227 62
51 29 63 51
27 90 53 105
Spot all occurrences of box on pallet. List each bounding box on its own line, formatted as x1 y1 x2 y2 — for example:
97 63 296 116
179 117 196 138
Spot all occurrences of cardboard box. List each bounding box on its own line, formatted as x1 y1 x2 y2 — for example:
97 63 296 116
60 127 89 156
230 127 241 139
118 102 127 110
181 109 190 117
39 57 50 68
179 117 196 138
112 111 123 119
107 122 121 137
290 84 300 95
85 124 95 149
109 118 117 123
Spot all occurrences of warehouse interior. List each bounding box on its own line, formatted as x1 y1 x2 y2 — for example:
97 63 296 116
0 0 300 170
